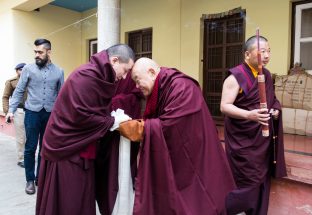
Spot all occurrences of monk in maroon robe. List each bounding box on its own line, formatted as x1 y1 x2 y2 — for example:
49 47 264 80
95 71 143 214
36 44 135 215
220 36 286 215
125 58 236 215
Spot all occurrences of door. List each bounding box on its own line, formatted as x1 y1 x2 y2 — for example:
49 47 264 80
203 11 245 121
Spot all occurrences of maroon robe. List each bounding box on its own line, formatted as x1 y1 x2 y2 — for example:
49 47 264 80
95 72 143 214
224 63 287 215
133 68 235 215
36 51 117 215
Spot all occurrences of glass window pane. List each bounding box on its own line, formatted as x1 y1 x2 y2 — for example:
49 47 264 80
301 8 312 37
300 42 312 70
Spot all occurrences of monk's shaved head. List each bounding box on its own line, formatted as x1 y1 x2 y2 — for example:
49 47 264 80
132 57 160 78
131 57 161 96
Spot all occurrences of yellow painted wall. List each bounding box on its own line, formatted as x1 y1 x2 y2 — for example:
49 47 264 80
120 0 292 84
181 0 291 84
12 5 82 78
81 8 97 63
121 0 181 69
0 0 294 97
0 4 85 113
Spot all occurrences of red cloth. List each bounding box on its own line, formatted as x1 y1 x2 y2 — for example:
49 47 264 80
143 73 160 119
133 68 235 215
36 50 117 215
80 142 96 159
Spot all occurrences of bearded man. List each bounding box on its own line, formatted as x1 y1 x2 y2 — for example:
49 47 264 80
6 38 64 195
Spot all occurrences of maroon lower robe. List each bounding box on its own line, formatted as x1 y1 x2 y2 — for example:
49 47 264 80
133 68 236 215
95 71 143 215
224 63 287 215
36 51 118 215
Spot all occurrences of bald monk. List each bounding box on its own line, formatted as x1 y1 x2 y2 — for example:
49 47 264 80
36 44 135 215
120 57 236 215
220 36 286 215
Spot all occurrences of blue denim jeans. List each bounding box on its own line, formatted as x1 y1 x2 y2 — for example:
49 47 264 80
24 109 50 182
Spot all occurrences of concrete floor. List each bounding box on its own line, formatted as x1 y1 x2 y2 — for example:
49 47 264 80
1 118 312 214
0 131 36 214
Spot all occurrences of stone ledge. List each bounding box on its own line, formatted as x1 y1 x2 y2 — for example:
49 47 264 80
285 152 312 185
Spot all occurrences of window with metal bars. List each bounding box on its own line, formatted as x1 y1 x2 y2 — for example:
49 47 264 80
203 11 245 121
127 28 152 60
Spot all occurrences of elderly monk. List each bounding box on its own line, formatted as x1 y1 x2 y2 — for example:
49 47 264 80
36 44 135 215
220 36 286 215
120 57 235 215
95 71 143 215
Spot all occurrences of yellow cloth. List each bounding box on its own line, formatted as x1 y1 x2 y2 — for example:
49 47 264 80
239 63 258 94
247 63 258 78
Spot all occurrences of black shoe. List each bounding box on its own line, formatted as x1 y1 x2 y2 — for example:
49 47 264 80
25 181 36 195
17 161 24 168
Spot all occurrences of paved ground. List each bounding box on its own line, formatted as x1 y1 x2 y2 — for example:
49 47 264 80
1 120 312 215
0 129 102 215
0 132 36 214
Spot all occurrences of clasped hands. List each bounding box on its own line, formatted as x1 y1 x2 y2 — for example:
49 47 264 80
110 109 144 142
118 119 144 142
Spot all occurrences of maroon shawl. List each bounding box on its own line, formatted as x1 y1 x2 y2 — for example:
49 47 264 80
133 68 235 215
95 71 143 215
225 63 286 184
41 50 116 161
111 71 144 119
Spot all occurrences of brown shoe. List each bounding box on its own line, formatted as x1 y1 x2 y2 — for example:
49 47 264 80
25 181 36 195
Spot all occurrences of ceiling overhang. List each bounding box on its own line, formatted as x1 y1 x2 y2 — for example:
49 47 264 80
12 0 53 12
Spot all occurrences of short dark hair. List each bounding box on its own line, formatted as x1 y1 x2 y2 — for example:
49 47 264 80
107 44 135 63
34 38 51 50
244 35 268 52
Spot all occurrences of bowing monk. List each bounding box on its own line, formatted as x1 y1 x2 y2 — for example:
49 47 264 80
95 71 143 215
220 36 286 215
36 44 135 215
120 57 235 215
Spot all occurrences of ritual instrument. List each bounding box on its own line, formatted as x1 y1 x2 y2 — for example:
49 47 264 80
256 28 269 137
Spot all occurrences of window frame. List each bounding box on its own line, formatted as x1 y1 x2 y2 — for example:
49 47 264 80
127 28 153 60
89 39 98 60
292 0 312 73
